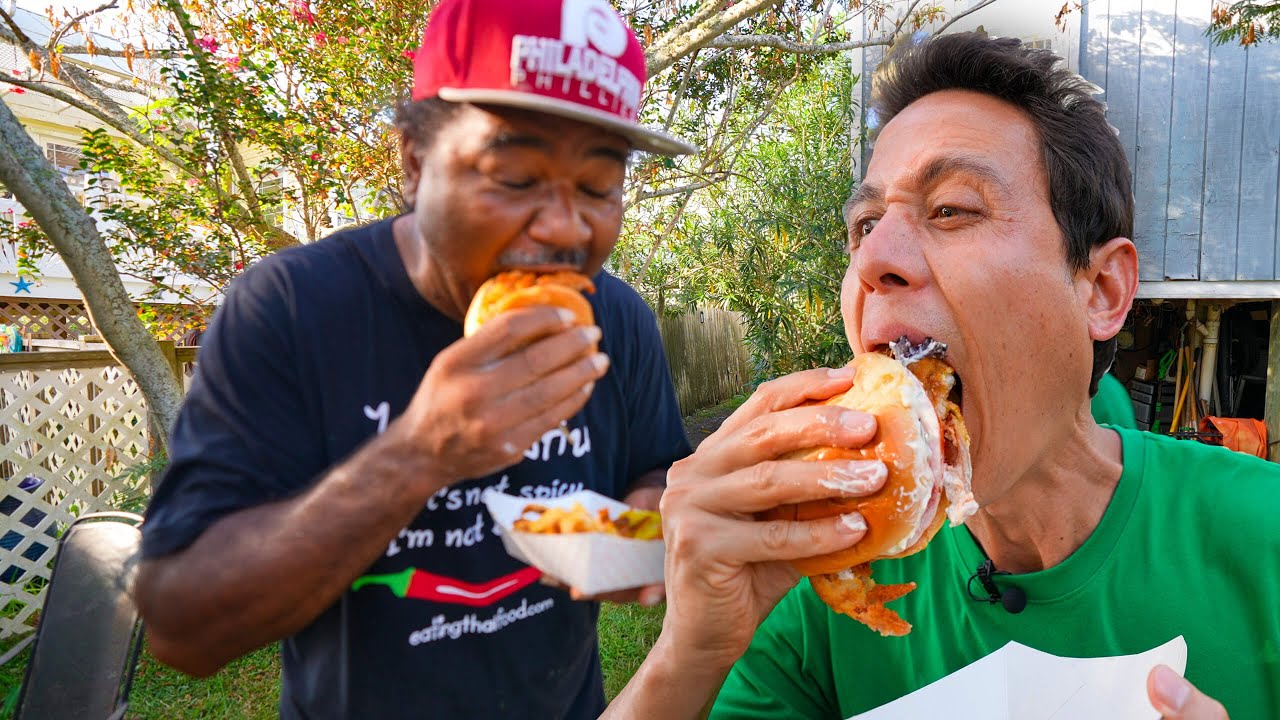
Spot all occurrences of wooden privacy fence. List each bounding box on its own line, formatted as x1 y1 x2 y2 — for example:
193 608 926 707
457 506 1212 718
0 344 196 638
659 308 751 416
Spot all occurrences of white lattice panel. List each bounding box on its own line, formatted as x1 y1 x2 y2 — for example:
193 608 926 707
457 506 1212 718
0 363 151 637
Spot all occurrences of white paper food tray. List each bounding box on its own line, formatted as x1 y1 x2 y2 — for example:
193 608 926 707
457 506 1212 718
849 636 1188 720
483 489 665 596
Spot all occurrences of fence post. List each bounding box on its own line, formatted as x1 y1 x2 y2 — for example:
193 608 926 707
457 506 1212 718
156 339 181 384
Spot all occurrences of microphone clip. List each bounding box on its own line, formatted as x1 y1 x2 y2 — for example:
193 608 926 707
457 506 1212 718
966 559 1007 604
966 559 1028 614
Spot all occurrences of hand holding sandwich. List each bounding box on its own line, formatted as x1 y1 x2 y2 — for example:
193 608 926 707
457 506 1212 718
604 366 884 718
397 272 607 485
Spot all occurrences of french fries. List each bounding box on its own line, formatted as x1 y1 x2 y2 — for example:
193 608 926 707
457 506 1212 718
513 502 663 540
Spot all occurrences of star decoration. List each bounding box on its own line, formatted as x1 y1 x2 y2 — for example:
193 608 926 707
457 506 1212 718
11 277 34 294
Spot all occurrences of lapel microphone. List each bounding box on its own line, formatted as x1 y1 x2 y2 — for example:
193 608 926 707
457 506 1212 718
966 559 1028 614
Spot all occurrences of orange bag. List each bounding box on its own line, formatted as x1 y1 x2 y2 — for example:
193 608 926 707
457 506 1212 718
1198 417 1269 459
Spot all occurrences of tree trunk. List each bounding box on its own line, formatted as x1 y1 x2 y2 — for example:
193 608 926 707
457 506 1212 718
0 99 183 451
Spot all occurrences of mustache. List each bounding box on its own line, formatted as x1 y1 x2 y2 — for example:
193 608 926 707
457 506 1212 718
496 248 588 268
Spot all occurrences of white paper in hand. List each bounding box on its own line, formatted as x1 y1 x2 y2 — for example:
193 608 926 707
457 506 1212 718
482 489 665 596
848 636 1187 720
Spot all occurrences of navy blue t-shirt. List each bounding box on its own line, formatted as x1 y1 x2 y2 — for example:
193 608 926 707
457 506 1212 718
142 218 691 719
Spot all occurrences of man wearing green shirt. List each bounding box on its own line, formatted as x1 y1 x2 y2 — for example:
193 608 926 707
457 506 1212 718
606 33 1271 719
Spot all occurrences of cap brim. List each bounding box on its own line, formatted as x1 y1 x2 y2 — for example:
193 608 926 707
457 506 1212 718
437 87 697 156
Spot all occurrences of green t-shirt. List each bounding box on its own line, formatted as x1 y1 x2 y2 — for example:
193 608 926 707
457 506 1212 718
711 427 1280 718
1092 372 1137 429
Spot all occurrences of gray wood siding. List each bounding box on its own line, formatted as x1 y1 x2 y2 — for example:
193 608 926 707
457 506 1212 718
1085 1 1280 281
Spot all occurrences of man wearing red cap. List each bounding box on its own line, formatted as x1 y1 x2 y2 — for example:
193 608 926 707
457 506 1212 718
134 0 694 717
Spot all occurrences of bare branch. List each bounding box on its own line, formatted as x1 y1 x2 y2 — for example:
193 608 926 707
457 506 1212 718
931 0 1000 36
48 0 117 51
0 7 34 46
646 0 783 76
649 0 724 55
891 0 927 37
662 53 697 132
626 176 726 210
705 33 893 54
54 43 181 58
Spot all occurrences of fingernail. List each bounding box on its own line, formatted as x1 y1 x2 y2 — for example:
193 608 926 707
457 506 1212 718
1152 665 1191 712
837 512 867 535
501 441 518 456
828 366 855 379
590 352 610 373
841 411 873 431
641 589 664 607
580 326 602 343
557 308 577 325
820 460 888 494
581 381 596 396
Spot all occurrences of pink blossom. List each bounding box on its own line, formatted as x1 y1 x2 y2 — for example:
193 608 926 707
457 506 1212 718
196 35 219 53
8 87 25 95
335 36 349 44
289 0 316 25
10 69 23 76
16 221 31 229
313 31 328 44
309 152 321 161
401 49 416 60
225 55 241 71
185 178 200 187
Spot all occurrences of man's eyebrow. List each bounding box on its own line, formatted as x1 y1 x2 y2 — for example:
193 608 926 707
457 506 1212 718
845 183 884 219
588 146 630 166
915 155 1011 195
845 155 1012 219
483 133 628 167
483 132 551 153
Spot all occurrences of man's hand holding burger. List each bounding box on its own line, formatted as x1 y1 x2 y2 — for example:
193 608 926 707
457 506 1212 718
604 366 886 718
394 296 606 488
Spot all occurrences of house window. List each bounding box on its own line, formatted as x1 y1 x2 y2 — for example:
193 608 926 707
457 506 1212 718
1024 38 1053 51
260 176 284 228
44 143 83 174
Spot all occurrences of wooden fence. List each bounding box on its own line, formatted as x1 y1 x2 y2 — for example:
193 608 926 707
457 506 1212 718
659 308 751 416
0 344 196 638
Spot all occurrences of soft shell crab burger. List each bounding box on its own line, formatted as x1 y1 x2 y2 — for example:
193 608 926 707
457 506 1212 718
761 337 977 636
463 270 596 339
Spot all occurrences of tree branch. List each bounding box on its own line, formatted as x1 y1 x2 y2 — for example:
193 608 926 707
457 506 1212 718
649 0 724 56
0 7 34 47
706 32 894 54
931 0 1000 36
646 0 783 76
48 0 117 52
0 94 183 447
55 44 181 59
626 176 726 210
156 0 284 248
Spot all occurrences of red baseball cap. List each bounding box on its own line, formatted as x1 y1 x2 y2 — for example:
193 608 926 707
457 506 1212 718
411 0 696 156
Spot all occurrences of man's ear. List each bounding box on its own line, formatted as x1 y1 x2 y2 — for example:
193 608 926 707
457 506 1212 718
1081 237 1139 341
400 135 424 201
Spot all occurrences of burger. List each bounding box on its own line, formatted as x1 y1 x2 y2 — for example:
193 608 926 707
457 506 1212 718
463 270 596 339
761 338 976 636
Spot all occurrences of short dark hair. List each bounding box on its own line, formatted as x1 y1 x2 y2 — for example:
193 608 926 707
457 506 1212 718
867 32 1133 395
393 97 464 154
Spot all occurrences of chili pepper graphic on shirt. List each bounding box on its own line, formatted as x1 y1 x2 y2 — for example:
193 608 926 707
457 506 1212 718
353 566 542 607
